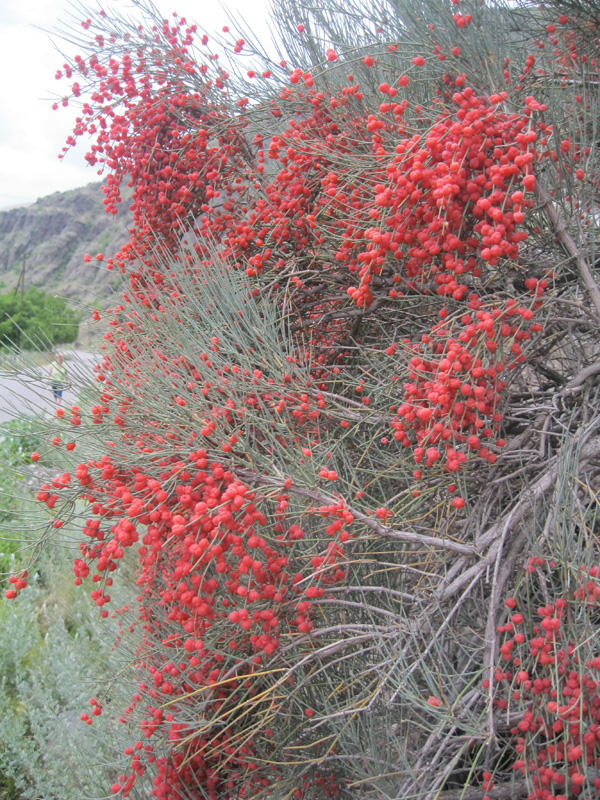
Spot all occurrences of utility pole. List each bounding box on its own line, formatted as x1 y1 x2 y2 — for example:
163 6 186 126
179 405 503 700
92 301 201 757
15 254 27 302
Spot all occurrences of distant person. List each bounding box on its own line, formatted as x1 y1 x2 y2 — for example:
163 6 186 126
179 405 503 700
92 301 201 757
48 353 69 407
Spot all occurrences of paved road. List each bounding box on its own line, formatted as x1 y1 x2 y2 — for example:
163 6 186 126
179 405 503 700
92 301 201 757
0 350 100 422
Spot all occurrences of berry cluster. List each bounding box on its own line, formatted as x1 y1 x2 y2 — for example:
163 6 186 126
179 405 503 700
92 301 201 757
491 564 600 799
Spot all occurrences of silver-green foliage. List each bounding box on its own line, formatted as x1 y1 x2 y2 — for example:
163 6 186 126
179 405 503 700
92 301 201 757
0 585 142 800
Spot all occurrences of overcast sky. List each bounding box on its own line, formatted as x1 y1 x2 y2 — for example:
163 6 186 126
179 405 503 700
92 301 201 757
0 0 271 209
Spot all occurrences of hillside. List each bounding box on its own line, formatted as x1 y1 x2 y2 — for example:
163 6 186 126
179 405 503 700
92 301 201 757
0 182 132 309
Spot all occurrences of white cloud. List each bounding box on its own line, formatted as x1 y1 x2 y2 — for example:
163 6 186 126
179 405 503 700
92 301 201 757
0 0 271 208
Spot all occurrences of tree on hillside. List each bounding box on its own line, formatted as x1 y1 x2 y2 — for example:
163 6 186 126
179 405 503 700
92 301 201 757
0 287 80 348
12 0 600 797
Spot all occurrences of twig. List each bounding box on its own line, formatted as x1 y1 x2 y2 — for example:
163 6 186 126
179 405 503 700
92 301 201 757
433 780 528 800
236 468 478 556
535 183 600 321
484 504 521 746
564 358 600 393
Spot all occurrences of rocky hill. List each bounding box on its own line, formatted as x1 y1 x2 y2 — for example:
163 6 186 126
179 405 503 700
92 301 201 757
0 182 133 309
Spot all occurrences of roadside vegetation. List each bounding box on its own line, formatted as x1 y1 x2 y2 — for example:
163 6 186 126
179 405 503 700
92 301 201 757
0 419 135 800
0 288 80 350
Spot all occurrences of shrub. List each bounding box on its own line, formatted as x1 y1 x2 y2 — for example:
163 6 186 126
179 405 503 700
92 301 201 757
0 419 41 580
0 583 148 800
10 0 600 797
